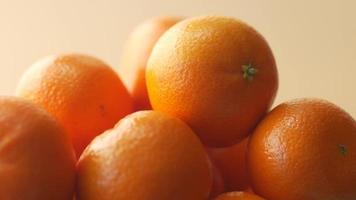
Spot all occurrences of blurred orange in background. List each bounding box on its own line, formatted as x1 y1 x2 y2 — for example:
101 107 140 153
119 16 182 110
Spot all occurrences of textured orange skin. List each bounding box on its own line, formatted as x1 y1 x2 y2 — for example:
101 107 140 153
77 111 213 200
120 16 182 110
0 97 76 200
248 98 356 200
210 161 226 198
209 138 250 191
146 16 278 147
214 192 265 200
16 54 133 157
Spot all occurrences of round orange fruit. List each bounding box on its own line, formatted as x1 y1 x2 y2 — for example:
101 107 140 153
16 54 133 157
77 111 213 200
120 16 182 110
0 96 75 200
146 16 278 147
209 138 250 191
214 192 265 200
248 98 356 200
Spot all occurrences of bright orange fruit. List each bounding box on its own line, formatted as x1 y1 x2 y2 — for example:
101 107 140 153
77 111 213 200
0 96 75 200
248 98 356 200
146 16 278 147
120 16 182 110
214 191 265 200
16 54 133 157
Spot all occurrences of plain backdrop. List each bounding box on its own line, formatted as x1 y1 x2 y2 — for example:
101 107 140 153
1 0 355 116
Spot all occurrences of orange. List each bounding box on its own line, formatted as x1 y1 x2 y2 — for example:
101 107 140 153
209 138 250 191
16 54 133 157
119 16 182 110
210 160 226 198
77 111 213 200
0 96 75 200
214 192 265 200
248 98 356 200
244 187 255 194
146 16 278 147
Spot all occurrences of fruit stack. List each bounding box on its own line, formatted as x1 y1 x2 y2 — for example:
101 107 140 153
1 16 355 200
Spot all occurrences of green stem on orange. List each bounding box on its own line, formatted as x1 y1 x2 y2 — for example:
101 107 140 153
338 144 348 156
242 63 258 81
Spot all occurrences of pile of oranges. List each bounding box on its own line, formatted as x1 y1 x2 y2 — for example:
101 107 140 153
1 15 355 200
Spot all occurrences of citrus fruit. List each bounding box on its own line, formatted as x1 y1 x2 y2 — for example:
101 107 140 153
120 16 182 110
146 16 278 147
210 161 226 198
209 138 250 191
77 111 213 200
16 54 133 157
0 96 75 200
214 191 265 200
248 98 356 200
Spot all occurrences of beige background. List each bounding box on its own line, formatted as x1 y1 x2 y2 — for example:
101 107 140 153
1 0 355 116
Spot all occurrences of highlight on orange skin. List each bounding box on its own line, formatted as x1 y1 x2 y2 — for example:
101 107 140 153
214 191 265 200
